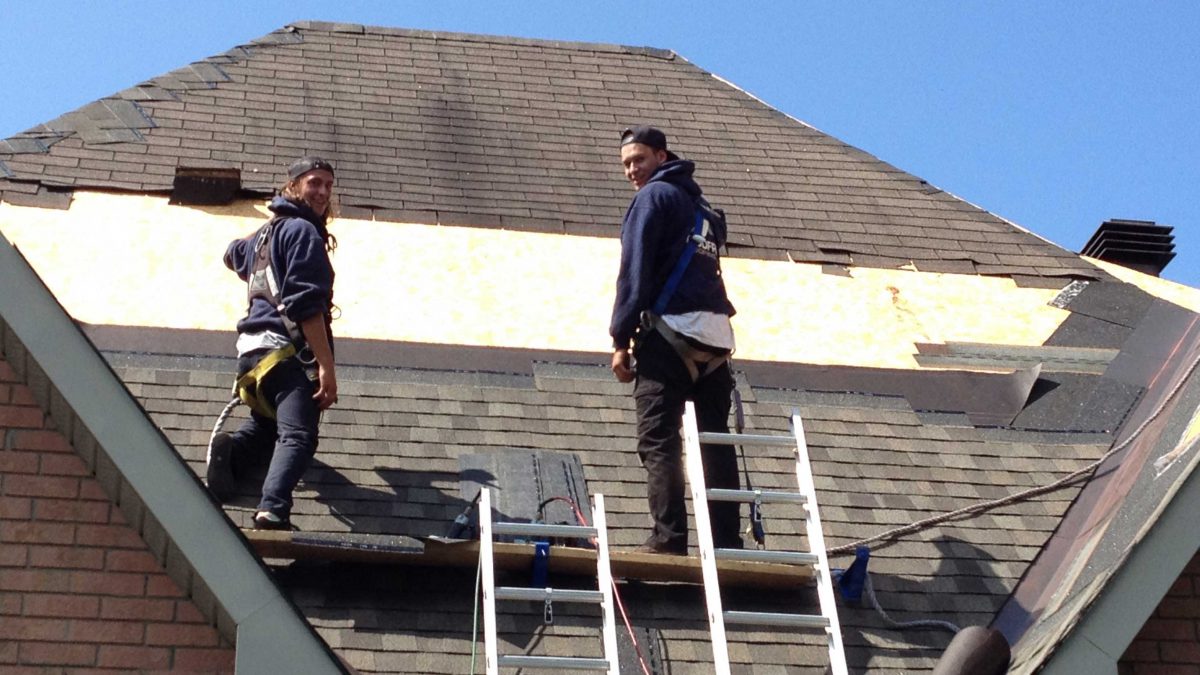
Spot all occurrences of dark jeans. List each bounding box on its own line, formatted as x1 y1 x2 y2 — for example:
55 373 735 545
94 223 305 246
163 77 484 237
633 329 741 551
230 353 319 519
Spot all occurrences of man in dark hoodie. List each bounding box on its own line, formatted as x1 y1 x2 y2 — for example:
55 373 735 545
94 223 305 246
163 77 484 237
610 126 742 555
206 156 338 530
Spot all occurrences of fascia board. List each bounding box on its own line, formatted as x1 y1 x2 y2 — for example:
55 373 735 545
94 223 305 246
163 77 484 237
1038 460 1200 675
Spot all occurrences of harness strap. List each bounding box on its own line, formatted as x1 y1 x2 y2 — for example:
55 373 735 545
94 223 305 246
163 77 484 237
248 217 305 345
233 344 298 419
643 313 728 383
650 208 707 317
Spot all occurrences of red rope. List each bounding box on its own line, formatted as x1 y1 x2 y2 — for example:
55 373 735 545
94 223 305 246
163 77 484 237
548 495 652 675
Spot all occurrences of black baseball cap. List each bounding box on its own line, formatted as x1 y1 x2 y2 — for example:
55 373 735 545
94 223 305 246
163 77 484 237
287 156 335 180
620 126 680 161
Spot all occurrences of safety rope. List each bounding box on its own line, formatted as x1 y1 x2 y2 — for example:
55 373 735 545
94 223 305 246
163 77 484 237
206 396 241 463
828 349 1200 556
540 495 653 675
860 571 960 633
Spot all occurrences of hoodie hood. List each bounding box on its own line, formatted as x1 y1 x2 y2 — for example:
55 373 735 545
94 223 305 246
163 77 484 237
269 196 329 240
648 159 702 199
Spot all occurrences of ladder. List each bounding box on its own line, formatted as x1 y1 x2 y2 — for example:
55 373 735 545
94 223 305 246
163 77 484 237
682 402 848 675
478 487 620 674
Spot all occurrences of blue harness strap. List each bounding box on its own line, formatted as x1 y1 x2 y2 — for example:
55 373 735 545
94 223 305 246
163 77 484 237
651 207 706 316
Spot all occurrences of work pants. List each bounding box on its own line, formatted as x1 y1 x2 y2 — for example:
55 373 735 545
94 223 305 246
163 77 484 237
633 329 741 552
230 353 319 519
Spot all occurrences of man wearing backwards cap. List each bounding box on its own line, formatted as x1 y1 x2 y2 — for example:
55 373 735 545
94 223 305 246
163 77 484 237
610 126 742 555
207 156 338 531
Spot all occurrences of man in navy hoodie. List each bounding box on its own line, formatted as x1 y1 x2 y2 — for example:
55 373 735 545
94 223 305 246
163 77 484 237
610 126 742 555
207 157 338 531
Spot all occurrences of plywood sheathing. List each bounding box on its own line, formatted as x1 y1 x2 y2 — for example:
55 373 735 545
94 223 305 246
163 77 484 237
2 193 1069 369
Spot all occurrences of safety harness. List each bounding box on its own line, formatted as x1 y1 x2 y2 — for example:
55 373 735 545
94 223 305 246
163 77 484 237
233 216 317 419
247 216 304 344
639 200 730 382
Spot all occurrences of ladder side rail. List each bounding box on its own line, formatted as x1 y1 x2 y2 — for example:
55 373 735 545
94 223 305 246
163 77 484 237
479 488 501 675
592 494 620 675
791 412 849 675
683 402 733 674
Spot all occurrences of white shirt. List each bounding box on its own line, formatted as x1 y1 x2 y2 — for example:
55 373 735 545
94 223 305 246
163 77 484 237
236 330 292 357
662 311 735 351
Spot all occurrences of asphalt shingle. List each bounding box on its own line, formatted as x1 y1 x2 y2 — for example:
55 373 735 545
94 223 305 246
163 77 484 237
106 347 1110 672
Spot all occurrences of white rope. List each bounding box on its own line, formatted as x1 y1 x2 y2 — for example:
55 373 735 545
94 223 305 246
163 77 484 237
829 350 1200 556
206 396 241 463
862 571 960 634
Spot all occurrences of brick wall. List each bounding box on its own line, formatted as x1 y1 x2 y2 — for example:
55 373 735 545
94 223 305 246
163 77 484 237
1119 550 1200 675
0 356 236 672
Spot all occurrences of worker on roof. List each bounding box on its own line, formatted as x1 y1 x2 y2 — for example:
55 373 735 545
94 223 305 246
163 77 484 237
206 156 339 531
610 126 742 555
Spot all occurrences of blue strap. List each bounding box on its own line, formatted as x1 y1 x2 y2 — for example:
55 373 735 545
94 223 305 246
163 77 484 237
651 208 705 316
835 546 871 602
531 540 551 588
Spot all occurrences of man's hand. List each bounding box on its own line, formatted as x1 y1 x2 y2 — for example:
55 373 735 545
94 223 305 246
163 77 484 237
312 363 338 411
300 314 338 410
611 348 635 383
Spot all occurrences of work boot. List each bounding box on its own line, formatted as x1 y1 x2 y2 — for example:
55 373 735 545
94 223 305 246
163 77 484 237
205 432 238 502
253 510 292 531
714 534 745 551
634 536 687 556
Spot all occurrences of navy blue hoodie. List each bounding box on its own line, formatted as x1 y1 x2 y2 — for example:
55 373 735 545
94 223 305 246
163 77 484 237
224 196 334 345
609 160 735 349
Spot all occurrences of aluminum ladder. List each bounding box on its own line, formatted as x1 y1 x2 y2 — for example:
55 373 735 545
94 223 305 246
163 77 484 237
478 487 620 674
682 402 848 675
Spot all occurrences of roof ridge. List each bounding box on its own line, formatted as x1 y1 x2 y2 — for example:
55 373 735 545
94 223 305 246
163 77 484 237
286 19 677 60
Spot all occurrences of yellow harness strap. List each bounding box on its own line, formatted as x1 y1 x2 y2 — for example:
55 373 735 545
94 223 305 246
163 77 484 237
233 344 297 419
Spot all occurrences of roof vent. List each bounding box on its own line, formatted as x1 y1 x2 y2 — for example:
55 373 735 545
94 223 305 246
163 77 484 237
1079 219 1175 277
171 167 241 205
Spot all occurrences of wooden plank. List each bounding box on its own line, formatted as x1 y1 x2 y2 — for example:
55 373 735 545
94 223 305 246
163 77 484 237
245 530 814 589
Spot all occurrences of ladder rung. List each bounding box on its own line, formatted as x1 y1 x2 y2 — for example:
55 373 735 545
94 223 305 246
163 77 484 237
497 655 611 670
723 610 830 629
707 488 807 505
698 431 797 447
716 548 819 565
492 522 598 539
494 587 605 604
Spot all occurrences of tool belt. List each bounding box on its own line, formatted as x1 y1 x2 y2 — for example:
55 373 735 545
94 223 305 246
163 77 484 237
639 312 730 382
233 344 317 419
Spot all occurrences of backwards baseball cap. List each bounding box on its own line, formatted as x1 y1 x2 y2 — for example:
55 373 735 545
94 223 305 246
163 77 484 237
620 126 679 161
287 156 335 180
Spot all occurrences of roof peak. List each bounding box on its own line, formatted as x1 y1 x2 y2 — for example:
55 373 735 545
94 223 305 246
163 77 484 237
285 19 677 60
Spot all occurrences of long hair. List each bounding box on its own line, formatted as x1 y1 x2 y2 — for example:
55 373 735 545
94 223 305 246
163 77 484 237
279 179 338 252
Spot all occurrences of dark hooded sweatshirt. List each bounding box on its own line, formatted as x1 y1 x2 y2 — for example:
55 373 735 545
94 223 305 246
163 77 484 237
224 196 334 348
609 160 736 349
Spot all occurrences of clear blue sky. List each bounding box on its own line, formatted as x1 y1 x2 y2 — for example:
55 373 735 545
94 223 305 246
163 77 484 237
4 2 1198 286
